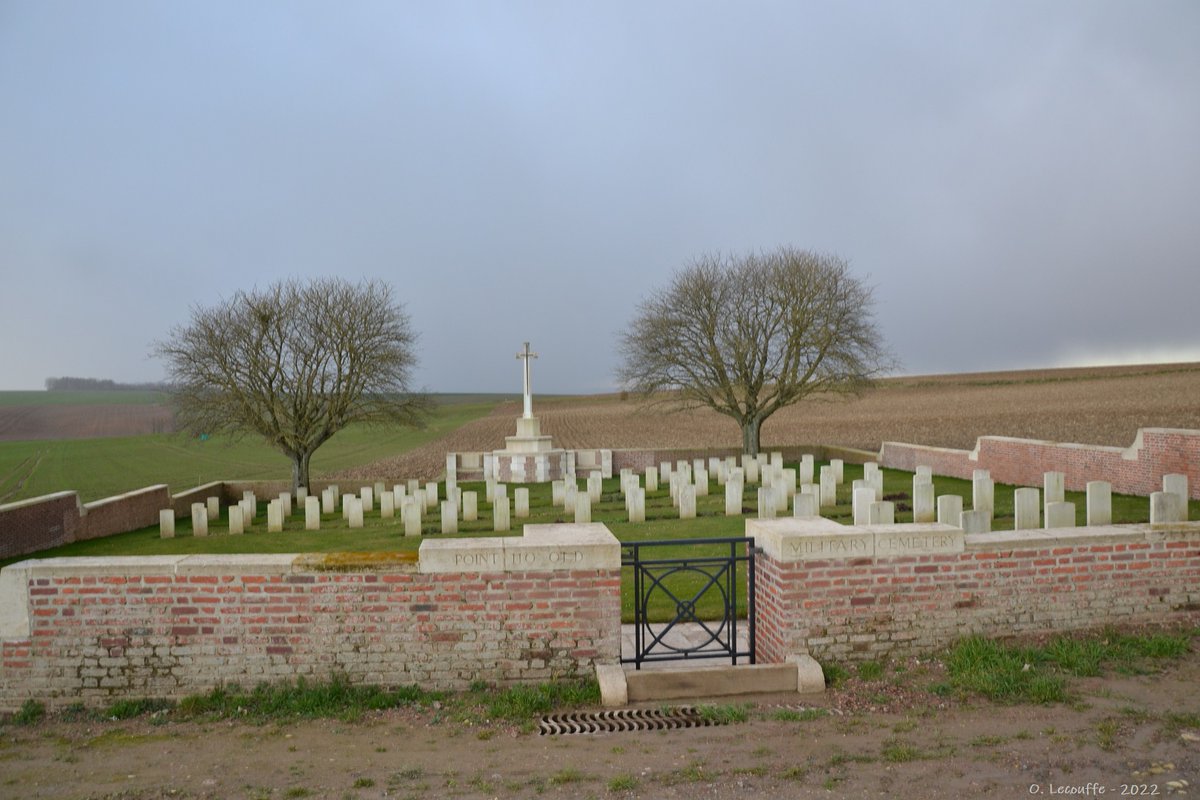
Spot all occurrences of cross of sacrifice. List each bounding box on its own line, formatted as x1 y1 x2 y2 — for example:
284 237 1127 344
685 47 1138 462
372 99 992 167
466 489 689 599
515 342 538 419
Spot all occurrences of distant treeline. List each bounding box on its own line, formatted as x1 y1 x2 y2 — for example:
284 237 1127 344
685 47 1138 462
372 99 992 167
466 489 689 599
45 377 169 392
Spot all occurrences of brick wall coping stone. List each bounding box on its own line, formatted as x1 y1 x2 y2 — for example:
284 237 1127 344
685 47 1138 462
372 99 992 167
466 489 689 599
0 490 77 513
82 485 169 512
418 522 620 574
747 517 1200 563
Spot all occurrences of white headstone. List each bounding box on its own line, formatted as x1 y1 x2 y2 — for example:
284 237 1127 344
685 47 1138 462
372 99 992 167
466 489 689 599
341 494 354 520
799 454 814 486
229 504 244 535
937 495 964 527
486 478 496 503
1163 474 1189 506
403 499 422 536
725 480 743 516
515 487 530 518
425 482 439 509
360 487 373 513
1044 471 1066 519
279 491 293 518
190 503 209 536
373 481 385 501
830 459 844 485
380 491 395 519
1086 481 1112 527
853 487 875 525
159 509 175 538
1014 487 1040 530
206 496 220 520
629 487 646 523
756 487 775 519
694 468 709 496
462 491 478 522
646 466 659 493
573 493 591 524
1150 491 1186 524
819 466 836 508
744 457 760 484
973 475 994 517
494 497 511 531
321 488 335 515
441 501 458 534
793 492 816 517
915 465 932 484
1045 501 1075 529
679 485 697 519
869 501 894 525
587 474 602 502
912 482 936 523
960 509 991 534
267 500 282 533
303 496 319 531
348 497 364 529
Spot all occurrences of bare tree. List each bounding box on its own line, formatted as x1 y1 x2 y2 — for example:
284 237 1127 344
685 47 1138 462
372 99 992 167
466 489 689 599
153 278 428 489
617 248 892 455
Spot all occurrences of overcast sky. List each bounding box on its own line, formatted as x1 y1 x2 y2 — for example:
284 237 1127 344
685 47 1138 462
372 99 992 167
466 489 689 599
1 1 1197 394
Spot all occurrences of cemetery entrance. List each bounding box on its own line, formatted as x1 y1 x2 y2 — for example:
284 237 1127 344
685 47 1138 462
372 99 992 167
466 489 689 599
621 537 759 669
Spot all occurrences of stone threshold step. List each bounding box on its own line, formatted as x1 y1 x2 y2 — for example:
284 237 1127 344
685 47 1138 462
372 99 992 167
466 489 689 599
596 656 824 707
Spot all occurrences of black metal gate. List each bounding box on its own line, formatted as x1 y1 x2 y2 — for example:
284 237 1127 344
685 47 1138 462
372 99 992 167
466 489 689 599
621 537 758 669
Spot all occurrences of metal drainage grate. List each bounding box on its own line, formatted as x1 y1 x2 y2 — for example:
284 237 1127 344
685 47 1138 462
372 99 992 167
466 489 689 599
539 706 718 736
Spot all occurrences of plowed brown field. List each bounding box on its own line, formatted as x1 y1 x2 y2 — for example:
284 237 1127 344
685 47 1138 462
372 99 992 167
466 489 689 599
338 362 1200 481
0 404 176 441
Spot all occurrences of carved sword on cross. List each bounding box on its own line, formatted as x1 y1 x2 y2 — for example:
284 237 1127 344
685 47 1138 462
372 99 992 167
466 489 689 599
516 342 538 419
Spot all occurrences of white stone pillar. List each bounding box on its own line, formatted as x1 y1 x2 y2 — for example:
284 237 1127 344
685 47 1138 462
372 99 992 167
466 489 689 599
819 466 836 508
869 501 894 525
1086 481 1112 526
514 488 530 518
267 500 282 533
1014 487 1040 530
1045 501 1075 529
913 483 936 523
304 496 320 531
960 509 991 533
441 501 458 534
159 509 175 538
725 480 743 516
937 495 963 527
573 494 591 524
206 496 220 520
1150 491 1186 524
228 504 244 535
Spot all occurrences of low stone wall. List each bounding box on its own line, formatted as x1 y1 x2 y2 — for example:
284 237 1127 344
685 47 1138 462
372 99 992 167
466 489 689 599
879 427 1200 499
0 524 622 711
750 517 1200 664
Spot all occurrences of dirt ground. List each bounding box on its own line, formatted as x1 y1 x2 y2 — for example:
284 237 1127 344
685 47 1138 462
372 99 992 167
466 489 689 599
3 646 1197 800
339 362 1200 482
0 404 176 441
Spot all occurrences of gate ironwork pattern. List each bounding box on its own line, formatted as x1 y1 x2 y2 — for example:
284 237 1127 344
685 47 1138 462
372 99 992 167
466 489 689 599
622 537 758 669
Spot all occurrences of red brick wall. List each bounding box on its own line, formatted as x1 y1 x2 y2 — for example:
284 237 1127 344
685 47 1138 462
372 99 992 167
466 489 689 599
880 428 1200 499
77 486 171 542
754 530 1200 664
0 493 79 560
0 559 621 710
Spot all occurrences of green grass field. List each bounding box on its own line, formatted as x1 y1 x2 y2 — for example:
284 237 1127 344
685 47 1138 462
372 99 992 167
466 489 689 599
9 462 1191 622
0 401 497 504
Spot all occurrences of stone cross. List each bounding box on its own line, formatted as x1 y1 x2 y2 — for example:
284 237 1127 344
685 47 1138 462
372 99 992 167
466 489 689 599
515 341 538 419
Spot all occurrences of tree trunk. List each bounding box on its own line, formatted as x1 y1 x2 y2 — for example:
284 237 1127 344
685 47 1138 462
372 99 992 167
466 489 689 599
742 417 762 456
290 451 312 492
